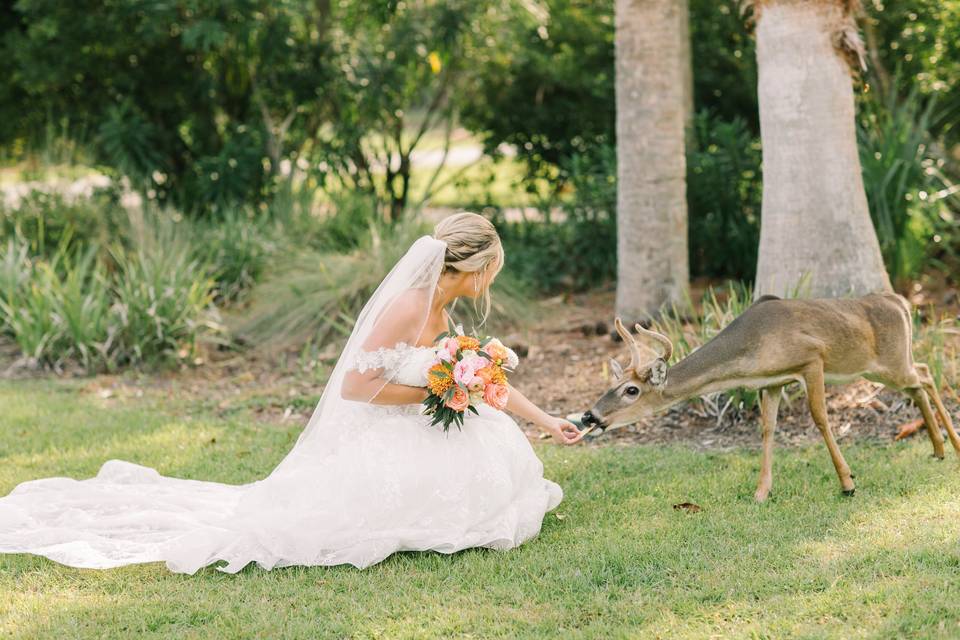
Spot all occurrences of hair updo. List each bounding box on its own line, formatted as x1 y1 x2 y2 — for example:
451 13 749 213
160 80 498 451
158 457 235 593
433 212 504 324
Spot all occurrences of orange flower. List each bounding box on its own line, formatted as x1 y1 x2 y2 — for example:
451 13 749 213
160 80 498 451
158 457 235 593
456 335 481 351
475 364 495 384
475 364 507 385
427 364 454 396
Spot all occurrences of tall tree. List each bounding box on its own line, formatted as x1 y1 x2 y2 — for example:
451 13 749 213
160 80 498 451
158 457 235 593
751 0 891 297
614 0 692 323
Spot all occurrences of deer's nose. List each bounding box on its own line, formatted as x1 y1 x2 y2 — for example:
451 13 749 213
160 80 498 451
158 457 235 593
582 410 601 428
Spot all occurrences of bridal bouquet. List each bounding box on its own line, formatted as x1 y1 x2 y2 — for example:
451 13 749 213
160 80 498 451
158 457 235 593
422 325 519 432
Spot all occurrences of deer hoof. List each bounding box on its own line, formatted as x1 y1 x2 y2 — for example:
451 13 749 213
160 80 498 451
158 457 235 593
842 488 856 497
933 453 945 461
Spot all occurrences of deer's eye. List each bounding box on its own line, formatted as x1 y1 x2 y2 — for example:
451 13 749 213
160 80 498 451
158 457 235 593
624 386 640 397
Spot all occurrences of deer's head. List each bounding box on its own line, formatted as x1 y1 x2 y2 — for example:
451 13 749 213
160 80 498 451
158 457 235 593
581 317 674 433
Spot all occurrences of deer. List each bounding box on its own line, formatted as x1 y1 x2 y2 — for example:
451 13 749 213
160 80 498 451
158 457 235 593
579 293 960 501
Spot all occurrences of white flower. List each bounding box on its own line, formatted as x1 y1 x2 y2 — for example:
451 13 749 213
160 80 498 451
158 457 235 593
505 347 520 369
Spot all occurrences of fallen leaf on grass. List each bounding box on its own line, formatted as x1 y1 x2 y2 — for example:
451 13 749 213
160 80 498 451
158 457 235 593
672 502 701 513
894 418 923 441
554 513 567 521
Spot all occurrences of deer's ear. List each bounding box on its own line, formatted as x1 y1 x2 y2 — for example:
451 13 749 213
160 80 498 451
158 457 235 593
647 359 668 388
608 358 623 380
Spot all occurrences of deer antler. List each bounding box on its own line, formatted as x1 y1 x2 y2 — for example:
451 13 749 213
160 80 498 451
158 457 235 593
634 323 673 362
614 317 643 371
614 317 670 370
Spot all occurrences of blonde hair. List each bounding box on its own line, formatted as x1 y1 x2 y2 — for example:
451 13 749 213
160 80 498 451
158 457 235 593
433 212 504 325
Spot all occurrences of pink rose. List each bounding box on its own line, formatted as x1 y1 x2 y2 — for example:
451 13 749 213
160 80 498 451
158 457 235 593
466 355 487 371
453 356 488 385
453 359 477 385
445 387 470 412
483 383 509 410
443 337 460 358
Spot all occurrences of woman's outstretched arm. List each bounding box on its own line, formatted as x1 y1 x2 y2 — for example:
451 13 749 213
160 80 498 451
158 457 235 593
505 383 584 445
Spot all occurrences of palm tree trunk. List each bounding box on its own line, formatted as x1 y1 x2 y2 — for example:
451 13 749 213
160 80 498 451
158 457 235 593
614 0 691 323
753 0 891 298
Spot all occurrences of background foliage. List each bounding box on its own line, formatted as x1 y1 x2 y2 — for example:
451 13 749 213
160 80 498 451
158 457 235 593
1 0 958 369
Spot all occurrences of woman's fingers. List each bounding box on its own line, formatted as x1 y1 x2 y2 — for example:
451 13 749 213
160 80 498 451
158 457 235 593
559 421 585 444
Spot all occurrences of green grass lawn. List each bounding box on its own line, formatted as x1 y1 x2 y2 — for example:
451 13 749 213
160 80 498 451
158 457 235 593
2 378 959 639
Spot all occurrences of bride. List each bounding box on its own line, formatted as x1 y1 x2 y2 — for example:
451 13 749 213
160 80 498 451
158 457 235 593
0 212 584 573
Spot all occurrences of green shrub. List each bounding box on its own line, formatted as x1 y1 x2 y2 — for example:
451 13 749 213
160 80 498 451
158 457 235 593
192 207 278 303
0 188 123 259
0 243 113 370
47 247 114 370
0 238 32 321
0 211 221 371
494 143 617 294
857 88 960 285
687 111 762 281
0 256 59 364
109 214 220 366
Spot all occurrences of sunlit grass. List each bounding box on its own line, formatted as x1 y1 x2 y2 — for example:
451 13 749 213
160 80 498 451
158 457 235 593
2 378 960 638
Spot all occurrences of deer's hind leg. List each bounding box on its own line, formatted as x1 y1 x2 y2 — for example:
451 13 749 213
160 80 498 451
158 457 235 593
755 385 784 503
916 364 960 455
877 365 947 459
804 363 856 496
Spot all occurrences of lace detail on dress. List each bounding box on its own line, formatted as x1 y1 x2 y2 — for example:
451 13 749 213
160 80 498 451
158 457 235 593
350 342 437 387
352 342 415 374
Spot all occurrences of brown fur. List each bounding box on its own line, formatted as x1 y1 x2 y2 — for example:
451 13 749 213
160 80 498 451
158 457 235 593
586 293 960 501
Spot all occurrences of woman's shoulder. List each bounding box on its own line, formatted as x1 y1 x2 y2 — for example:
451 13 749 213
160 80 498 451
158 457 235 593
386 288 431 319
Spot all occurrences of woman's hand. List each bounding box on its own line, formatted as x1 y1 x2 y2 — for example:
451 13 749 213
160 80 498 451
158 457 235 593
538 416 585 445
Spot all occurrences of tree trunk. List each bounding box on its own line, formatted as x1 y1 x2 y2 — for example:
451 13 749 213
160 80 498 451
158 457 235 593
614 0 691 323
753 0 891 298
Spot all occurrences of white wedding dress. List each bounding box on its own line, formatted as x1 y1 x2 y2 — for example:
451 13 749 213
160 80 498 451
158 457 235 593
0 236 563 574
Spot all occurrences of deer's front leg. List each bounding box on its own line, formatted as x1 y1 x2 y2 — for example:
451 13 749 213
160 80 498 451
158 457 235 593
755 385 784 503
804 363 856 496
